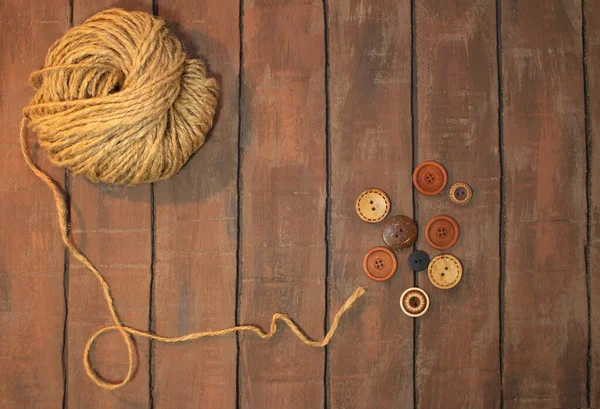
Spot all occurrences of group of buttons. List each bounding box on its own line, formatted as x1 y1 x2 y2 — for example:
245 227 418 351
355 161 472 318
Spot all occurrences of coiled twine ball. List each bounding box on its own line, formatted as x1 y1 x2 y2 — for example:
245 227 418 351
23 9 219 185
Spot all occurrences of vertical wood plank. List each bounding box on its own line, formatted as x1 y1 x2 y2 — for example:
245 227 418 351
327 1 413 408
501 1 588 407
585 0 599 405
239 1 326 407
67 1 153 408
153 0 239 408
0 1 69 408
414 1 501 408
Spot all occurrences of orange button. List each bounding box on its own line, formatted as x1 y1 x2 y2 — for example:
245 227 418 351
400 287 430 317
412 161 448 195
362 246 397 282
425 215 460 250
355 188 391 223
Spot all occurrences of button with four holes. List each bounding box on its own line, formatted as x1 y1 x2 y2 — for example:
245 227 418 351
427 254 463 289
362 246 397 282
408 250 430 272
355 188 391 223
400 287 430 317
425 215 460 250
382 215 417 250
449 182 473 205
412 161 448 196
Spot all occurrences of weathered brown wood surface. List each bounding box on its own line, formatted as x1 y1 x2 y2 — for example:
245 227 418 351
415 1 501 408
0 1 595 408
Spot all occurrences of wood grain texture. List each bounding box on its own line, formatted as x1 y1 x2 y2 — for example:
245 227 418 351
238 1 326 407
501 1 588 407
326 1 413 408
67 1 153 408
0 2 69 408
585 0 600 405
414 1 501 408
152 0 239 408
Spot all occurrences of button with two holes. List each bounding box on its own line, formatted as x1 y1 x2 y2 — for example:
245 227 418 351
408 250 430 272
427 253 463 289
449 182 473 205
362 246 397 282
355 188 391 223
382 215 417 250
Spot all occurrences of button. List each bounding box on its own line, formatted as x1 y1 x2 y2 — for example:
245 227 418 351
425 215 460 250
362 246 397 281
427 253 463 289
381 215 417 250
412 161 448 195
355 188 391 223
400 287 430 317
408 250 430 272
449 182 473 205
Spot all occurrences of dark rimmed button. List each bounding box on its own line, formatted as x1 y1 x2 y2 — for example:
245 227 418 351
381 215 417 250
427 253 463 289
400 287 430 317
355 188 391 223
408 250 430 272
412 161 448 196
449 182 473 205
425 215 460 250
362 246 397 282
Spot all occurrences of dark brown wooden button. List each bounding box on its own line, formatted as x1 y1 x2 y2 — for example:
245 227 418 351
362 246 397 282
412 161 448 196
355 188 390 223
400 287 430 317
449 182 473 205
425 215 460 250
427 254 463 289
381 215 417 250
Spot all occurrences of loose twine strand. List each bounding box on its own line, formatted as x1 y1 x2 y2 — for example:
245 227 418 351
20 116 366 389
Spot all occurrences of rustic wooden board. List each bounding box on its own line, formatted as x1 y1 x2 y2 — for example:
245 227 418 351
238 1 326 407
67 1 153 408
152 0 239 408
585 0 600 405
414 1 501 408
0 2 69 408
501 1 588 407
326 1 413 408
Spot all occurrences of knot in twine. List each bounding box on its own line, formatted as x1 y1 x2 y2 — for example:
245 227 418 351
19 9 366 391
24 8 218 185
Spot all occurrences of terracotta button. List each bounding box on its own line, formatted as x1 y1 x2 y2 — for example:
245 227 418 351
362 246 397 282
427 254 463 289
381 215 417 250
408 250 430 272
412 161 448 195
449 182 473 205
400 287 430 317
425 215 460 250
355 188 391 223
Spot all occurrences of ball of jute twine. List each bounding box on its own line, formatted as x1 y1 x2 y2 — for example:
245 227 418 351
19 8 366 390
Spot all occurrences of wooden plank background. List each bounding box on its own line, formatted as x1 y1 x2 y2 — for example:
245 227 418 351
0 1 596 408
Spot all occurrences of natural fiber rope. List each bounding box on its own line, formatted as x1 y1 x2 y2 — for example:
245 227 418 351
19 9 366 390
